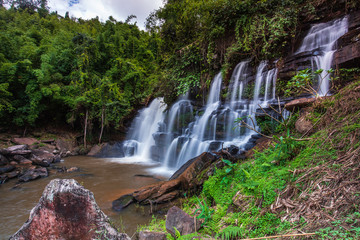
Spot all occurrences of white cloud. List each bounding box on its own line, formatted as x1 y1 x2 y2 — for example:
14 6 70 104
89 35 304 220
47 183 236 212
48 0 164 30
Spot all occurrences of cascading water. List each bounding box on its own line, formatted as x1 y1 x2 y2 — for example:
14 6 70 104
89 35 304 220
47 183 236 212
159 61 278 171
295 17 348 96
105 16 349 176
165 73 223 169
121 98 166 161
113 61 278 174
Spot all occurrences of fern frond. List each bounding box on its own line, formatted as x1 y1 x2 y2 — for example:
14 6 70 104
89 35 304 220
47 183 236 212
217 225 243 240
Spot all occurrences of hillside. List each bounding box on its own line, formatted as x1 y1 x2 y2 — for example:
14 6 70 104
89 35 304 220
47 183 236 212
137 75 360 240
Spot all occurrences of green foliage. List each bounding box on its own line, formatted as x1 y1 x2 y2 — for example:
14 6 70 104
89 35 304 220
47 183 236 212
285 68 336 97
149 0 323 98
166 230 201 240
0 7 162 137
255 115 281 135
137 215 166 233
317 213 360 239
217 225 242 240
235 4 298 59
194 197 214 227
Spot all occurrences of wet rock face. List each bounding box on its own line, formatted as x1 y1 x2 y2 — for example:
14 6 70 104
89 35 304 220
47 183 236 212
334 10 360 68
0 165 15 174
10 179 130 240
0 154 8 166
18 168 48 182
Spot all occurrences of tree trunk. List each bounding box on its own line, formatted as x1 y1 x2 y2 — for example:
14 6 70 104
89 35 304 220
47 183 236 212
84 109 88 149
99 106 105 144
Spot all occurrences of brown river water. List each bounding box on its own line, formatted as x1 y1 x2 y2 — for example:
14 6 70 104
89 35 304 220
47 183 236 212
0 156 168 239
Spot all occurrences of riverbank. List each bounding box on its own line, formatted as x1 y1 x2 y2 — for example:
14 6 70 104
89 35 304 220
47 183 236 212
0 155 168 239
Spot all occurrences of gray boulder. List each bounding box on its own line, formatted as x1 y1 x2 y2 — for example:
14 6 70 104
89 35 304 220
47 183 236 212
139 231 166 240
165 206 200 237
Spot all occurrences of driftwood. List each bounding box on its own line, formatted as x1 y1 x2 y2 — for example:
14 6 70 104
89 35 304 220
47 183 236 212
240 232 316 240
112 152 221 210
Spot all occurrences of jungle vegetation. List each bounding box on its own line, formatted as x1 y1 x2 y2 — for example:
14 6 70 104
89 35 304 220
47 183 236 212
0 0 359 142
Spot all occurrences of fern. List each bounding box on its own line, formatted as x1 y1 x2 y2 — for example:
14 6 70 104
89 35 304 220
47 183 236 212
207 213 222 233
217 225 243 240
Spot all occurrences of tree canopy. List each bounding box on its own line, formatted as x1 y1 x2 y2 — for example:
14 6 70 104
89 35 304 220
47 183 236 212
0 5 162 141
0 0 359 141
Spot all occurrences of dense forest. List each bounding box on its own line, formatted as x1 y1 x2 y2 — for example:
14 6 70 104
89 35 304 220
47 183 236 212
1 0 359 143
2 0 360 239
0 0 163 144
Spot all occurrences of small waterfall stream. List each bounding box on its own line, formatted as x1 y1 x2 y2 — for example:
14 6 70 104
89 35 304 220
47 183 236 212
121 98 167 161
295 17 348 95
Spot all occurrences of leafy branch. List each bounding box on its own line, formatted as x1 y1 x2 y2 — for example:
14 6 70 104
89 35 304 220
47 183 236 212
285 68 337 98
236 98 311 142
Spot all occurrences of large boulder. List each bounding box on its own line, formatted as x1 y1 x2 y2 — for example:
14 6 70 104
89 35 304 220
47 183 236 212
112 194 135 211
7 145 28 152
2 145 32 156
55 139 75 156
295 111 313 134
165 206 200 237
87 144 106 156
30 149 55 167
13 155 32 165
10 179 130 240
95 142 126 158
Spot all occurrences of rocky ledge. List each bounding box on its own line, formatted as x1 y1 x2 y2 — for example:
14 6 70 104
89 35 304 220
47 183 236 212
10 179 130 240
0 144 63 184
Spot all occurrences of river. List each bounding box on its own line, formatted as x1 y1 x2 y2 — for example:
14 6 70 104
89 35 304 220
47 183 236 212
0 156 167 239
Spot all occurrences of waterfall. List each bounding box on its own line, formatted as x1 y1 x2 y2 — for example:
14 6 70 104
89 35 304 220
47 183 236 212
122 98 166 161
158 62 278 170
164 73 223 169
113 61 279 174
102 16 350 176
228 60 250 109
295 17 348 95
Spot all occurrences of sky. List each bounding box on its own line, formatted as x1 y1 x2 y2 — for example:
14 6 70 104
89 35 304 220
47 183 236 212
48 0 164 30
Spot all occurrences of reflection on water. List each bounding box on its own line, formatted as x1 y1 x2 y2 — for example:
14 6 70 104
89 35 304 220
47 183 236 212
0 156 167 239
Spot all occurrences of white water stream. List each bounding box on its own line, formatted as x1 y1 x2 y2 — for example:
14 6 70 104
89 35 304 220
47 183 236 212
295 17 348 95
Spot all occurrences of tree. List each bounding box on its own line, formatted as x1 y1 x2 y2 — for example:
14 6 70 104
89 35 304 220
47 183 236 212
125 14 136 24
7 0 48 12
